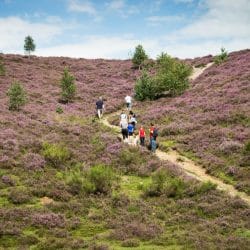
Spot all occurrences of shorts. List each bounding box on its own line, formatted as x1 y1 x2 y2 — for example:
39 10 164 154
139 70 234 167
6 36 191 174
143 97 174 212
126 102 131 108
128 132 133 136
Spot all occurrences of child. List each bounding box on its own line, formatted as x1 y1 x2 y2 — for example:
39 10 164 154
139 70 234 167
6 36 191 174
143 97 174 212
127 122 134 143
139 125 145 146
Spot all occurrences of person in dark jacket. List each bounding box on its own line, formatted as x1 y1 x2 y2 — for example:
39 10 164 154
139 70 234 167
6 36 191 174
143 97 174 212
96 96 104 119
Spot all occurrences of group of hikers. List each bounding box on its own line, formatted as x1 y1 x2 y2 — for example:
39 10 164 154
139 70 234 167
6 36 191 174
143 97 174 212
96 95 158 153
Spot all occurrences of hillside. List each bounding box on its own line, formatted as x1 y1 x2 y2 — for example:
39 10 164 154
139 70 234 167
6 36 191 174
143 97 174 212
0 52 250 249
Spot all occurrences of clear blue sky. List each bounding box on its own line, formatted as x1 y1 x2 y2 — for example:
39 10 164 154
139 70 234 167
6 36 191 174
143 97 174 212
0 0 249 59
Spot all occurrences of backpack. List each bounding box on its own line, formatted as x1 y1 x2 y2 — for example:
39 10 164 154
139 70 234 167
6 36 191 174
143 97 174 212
153 128 158 138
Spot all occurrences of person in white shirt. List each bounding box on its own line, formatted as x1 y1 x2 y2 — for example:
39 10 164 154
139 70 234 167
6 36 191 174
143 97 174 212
125 95 132 111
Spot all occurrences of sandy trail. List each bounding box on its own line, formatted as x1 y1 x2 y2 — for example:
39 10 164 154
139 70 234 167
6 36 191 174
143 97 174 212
100 63 250 205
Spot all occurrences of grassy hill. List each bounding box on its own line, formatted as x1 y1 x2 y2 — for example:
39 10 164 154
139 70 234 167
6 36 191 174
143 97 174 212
0 51 249 249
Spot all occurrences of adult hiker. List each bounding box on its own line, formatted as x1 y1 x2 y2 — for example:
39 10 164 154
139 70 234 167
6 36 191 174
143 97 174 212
120 118 128 141
96 96 104 119
149 123 155 147
130 113 137 129
120 110 127 121
139 125 145 146
151 125 158 153
125 95 132 111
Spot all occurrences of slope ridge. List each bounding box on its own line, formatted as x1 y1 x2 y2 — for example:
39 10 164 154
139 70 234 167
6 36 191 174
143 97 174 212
101 63 250 206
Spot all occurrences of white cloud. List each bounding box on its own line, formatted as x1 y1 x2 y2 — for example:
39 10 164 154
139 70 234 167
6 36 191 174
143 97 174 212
146 15 184 26
68 0 97 15
0 16 64 53
106 0 139 17
37 35 159 59
174 0 250 39
108 0 125 10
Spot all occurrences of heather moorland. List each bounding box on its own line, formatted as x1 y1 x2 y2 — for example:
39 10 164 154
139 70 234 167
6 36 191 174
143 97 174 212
0 50 249 249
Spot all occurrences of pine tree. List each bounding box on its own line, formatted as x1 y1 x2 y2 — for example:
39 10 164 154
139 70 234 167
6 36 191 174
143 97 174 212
24 36 36 56
7 80 27 111
132 44 148 69
60 67 76 103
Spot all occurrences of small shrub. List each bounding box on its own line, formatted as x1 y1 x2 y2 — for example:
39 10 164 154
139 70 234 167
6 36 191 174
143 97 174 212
42 142 71 168
121 238 140 247
88 164 116 194
7 80 27 111
56 106 63 114
65 164 117 195
132 44 148 69
22 153 45 170
163 177 187 198
60 67 76 103
32 212 65 228
196 181 217 194
214 47 228 65
8 187 31 204
144 169 168 197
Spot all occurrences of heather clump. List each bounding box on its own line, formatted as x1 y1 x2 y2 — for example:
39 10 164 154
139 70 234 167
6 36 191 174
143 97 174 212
42 142 71 168
7 80 27 111
22 153 45 170
8 187 31 204
60 67 76 103
32 212 65 228
0 58 5 76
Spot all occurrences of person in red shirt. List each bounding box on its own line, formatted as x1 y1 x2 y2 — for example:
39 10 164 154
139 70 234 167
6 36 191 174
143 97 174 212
139 125 146 146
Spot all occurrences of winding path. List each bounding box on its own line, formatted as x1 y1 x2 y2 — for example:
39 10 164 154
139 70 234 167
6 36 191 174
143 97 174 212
100 63 250 205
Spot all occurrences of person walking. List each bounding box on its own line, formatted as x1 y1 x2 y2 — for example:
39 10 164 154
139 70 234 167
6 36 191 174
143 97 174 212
149 123 155 148
96 96 104 119
139 125 145 146
130 113 137 130
120 110 127 121
125 95 132 111
127 122 134 143
120 118 128 141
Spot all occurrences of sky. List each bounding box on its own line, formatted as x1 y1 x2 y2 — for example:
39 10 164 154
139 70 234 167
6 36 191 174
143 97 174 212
0 0 249 59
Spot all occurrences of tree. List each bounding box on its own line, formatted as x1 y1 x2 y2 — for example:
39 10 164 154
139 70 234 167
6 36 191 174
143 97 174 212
7 80 27 111
60 67 76 103
134 70 155 101
24 36 36 56
214 47 228 65
132 44 148 69
134 53 192 101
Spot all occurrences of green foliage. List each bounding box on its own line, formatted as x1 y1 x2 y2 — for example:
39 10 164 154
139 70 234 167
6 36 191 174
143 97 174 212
60 67 76 103
0 58 5 76
88 164 116 194
56 106 63 114
65 164 117 195
42 142 71 168
196 181 217 194
144 169 187 198
214 47 228 65
134 53 192 101
132 44 148 69
134 70 156 101
24 35 36 55
155 53 192 97
244 141 250 153
7 80 27 110
144 169 168 197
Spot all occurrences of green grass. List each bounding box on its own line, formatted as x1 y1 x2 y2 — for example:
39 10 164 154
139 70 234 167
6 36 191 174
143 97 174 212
235 228 250 239
119 175 151 198
179 150 199 162
217 172 236 185
159 140 176 151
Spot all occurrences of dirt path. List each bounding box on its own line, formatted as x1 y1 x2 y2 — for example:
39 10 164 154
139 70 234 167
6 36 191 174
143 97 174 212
100 63 250 206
